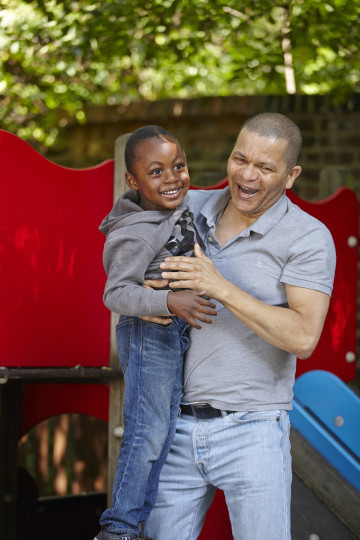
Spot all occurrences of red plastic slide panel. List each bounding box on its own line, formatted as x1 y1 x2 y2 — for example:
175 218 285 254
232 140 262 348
287 188 358 381
190 181 358 381
198 490 233 540
0 130 114 366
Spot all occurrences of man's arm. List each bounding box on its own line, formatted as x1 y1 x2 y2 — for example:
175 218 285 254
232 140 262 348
160 244 330 359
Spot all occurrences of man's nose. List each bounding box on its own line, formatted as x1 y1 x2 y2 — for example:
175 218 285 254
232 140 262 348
241 163 258 181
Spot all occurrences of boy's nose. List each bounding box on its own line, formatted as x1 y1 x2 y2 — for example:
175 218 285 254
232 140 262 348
164 170 175 183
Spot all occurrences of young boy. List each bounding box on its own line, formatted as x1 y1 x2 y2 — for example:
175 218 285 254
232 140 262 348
94 126 217 540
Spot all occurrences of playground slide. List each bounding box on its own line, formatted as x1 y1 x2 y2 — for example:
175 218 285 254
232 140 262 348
289 370 360 539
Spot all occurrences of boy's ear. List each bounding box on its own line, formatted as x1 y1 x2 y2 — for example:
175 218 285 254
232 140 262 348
126 172 139 191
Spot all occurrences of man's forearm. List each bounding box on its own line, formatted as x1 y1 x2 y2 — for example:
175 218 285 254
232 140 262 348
215 279 329 359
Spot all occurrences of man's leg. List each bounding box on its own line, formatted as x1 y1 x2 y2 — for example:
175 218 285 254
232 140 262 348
144 414 217 540
209 410 292 540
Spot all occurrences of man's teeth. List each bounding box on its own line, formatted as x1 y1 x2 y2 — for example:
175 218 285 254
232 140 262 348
240 186 257 194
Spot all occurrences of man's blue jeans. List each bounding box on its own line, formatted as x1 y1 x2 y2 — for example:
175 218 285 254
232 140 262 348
100 315 190 536
144 409 292 540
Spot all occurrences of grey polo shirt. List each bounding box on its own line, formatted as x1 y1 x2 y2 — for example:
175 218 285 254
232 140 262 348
185 187 336 411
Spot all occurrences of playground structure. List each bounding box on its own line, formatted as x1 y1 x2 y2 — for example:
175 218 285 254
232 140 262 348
0 129 359 539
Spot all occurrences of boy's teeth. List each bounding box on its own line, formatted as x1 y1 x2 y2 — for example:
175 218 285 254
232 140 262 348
164 189 178 194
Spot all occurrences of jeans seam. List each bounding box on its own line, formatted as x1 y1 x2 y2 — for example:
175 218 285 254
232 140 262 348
117 317 134 373
279 411 291 540
188 486 212 540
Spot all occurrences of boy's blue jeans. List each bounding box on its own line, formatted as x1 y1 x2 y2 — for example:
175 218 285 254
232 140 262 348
100 315 190 537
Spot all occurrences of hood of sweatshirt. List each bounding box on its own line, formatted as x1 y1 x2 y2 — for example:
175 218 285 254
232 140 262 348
99 189 190 237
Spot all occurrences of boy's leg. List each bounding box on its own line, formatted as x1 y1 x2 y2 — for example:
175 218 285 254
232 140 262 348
144 414 217 540
100 317 187 536
140 318 190 524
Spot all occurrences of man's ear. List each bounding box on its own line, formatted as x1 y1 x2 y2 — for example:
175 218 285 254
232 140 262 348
285 165 302 190
126 172 139 191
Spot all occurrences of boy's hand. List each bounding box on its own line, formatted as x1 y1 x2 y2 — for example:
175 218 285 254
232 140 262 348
141 277 218 328
167 290 217 329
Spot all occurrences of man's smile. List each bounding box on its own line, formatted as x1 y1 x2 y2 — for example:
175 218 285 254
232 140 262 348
237 184 259 197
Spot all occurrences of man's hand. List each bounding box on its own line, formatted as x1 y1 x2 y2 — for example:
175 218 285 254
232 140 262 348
160 243 226 300
143 278 170 289
141 278 173 325
167 290 217 329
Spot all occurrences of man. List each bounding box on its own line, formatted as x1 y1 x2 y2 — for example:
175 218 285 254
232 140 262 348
144 113 336 540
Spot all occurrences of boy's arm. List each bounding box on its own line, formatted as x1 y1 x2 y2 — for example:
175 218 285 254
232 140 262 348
103 235 171 316
141 279 217 328
141 279 173 324
103 236 217 325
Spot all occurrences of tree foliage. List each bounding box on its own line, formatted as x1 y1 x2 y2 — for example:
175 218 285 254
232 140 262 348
1 0 359 147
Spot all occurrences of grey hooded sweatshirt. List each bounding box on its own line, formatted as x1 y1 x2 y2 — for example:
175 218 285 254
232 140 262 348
99 190 196 317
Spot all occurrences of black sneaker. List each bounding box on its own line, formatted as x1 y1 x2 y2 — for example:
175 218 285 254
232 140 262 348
94 529 153 540
94 530 137 540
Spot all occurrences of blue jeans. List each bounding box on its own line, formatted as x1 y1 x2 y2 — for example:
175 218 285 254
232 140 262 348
100 316 190 536
144 409 292 540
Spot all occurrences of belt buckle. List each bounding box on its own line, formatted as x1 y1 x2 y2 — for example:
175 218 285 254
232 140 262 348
190 403 208 419
191 403 219 420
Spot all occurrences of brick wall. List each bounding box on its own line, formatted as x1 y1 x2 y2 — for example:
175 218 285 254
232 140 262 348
52 93 360 202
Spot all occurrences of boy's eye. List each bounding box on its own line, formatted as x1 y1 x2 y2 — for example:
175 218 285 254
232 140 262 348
150 168 162 175
174 162 185 170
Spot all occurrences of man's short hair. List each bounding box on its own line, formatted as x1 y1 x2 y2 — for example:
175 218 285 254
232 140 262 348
125 125 183 174
240 113 303 169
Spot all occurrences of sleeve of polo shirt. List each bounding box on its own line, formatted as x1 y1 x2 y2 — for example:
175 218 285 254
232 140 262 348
280 223 336 296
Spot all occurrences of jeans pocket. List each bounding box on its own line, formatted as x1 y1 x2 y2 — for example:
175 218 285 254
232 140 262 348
229 409 281 425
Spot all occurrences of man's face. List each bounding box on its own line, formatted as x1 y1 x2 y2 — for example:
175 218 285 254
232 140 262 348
227 128 301 222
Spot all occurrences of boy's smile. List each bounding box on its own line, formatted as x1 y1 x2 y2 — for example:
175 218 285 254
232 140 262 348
126 136 190 211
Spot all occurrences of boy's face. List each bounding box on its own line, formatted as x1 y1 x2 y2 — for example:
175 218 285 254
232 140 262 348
126 136 190 211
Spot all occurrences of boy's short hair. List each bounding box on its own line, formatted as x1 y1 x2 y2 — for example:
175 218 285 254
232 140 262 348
125 125 184 174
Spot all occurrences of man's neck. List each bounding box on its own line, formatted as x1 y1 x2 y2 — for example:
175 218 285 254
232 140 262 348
214 200 257 246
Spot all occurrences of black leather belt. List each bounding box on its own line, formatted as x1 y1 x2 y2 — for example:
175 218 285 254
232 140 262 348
180 403 236 420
